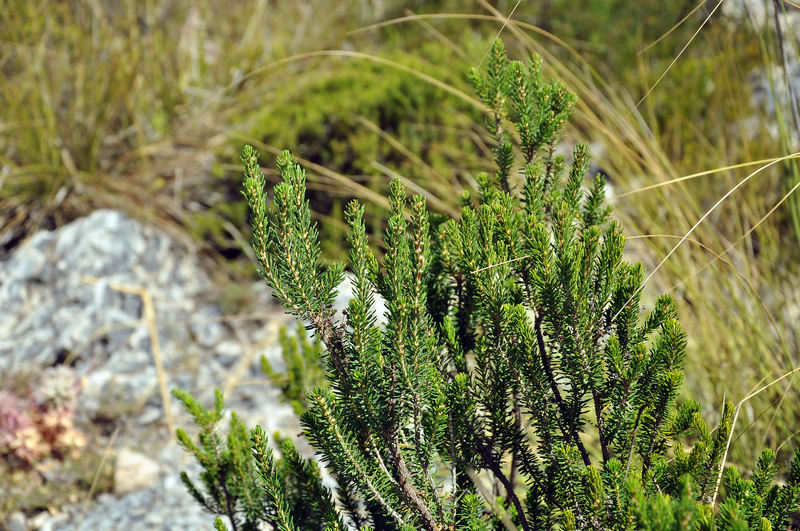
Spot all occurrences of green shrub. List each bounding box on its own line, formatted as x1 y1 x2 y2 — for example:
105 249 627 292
260 323 326 416
173 42 800 530
236 40 486 260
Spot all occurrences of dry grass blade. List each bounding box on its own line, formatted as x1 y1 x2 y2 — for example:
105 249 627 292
80 276 175 441
631 0 724 112
228 50 482 109
348 8 663 184
671 178 800 288
712 362 800 505
472 230 785 369
349 13 595 73
476 0 522 68
223 314 291 397
404 8 470 61
637 0 708 55
613 151 800 322
470 1 676 182
77 425 120 531
629 235 788 371
353 114 459 212
230 134 391 210
616 153 800 198
371 161 455 216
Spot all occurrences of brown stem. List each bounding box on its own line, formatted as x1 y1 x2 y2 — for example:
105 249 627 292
475 436 531 531
386 362 439 530
624 405 646 478
578 324 609 464
448 415 458 524
388 437 440 531
308 295 440 527
507 391 522 506
642 400 669 473
311 313 350 387
219 470 239 531
535 314 591 466
415 396 445 520
594 387 610 464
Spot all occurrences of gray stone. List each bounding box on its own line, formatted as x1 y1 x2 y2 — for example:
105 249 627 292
136 406 163 426
105 349 151 374
7 246 47 282
0 209 299 529
96 493 117 506
722 0 800 145
215 339 244 367
0 210 218 373
127 325 151 351
190 305 225 348
29 511 51 529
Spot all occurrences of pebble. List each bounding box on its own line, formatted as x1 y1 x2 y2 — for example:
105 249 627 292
114 449 161 496
6 511 26 531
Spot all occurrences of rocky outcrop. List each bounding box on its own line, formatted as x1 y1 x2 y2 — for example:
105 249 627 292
0 210 300 529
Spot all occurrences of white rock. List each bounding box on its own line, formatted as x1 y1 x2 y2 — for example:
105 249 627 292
114 448 161 495
37 512 68 531
5 511 26 531
334 273 388 326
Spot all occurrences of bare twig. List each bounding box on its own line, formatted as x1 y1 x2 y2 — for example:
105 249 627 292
474 435 531 531
631 0 724 111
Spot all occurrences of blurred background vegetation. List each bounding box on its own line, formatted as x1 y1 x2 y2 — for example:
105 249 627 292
2 0 800 501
